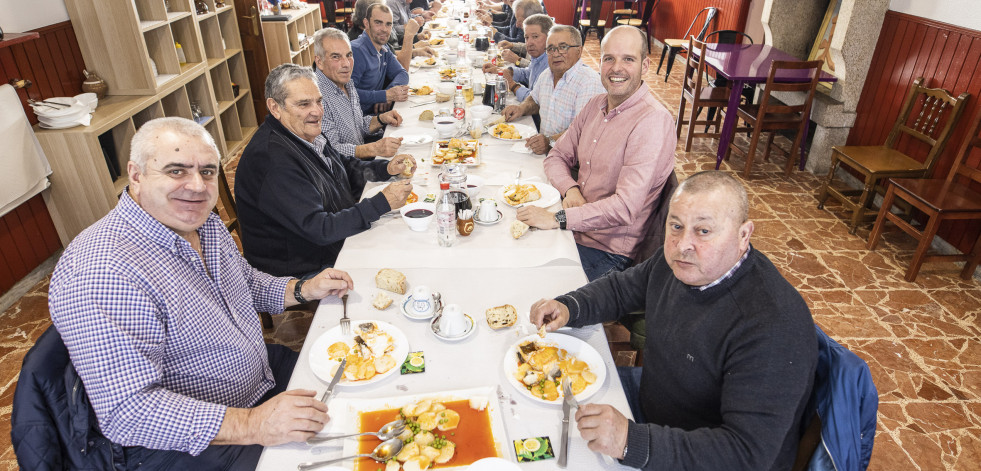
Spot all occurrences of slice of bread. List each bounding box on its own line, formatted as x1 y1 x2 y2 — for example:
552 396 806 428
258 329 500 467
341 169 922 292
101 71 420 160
510 220 529 239
486 304 517 329
376 268 407 294
372 291 393 310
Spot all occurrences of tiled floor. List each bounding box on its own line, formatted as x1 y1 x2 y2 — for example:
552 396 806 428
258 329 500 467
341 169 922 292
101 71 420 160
2 33 981 470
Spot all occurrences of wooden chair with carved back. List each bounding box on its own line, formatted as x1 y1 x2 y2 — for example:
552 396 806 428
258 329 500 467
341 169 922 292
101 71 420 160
867 107 981 282
676 37 730 153
816 78 970 234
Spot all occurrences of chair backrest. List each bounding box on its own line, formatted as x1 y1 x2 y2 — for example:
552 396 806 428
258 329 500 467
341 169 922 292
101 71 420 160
796 325 878 471
681 7 718 42
584 0 604 26
631 170 678 265
753 60 823 127
705 29 753 45
215 165 240 237
943 106 981 189
682 37 714 97
884 77 970 173
640 0 660 24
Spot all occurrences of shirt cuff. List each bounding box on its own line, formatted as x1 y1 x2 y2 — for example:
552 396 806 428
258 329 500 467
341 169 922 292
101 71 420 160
555 294 582 327
186 402 227 456
620 420 651 469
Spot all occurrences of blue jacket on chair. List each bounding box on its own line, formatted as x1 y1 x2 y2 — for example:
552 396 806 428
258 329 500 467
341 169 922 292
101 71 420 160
11 325 119 470
807 325 879 471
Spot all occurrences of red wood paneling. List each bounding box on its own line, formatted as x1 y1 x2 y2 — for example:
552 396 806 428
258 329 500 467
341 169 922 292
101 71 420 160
850 10 981 254
651 0 750 43
0 21 79 294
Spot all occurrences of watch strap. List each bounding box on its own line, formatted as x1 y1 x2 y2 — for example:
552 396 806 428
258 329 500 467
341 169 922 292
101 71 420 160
293 279 308 304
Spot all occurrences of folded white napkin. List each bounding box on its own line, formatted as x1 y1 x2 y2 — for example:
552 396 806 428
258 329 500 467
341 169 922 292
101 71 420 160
509 142 533 154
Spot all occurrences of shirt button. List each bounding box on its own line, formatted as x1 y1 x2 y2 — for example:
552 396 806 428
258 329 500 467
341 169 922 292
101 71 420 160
586 161 590 165
604 119 608 122
593 139 597 143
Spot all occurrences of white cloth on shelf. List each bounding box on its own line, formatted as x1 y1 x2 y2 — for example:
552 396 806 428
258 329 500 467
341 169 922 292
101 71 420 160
0 84 52 217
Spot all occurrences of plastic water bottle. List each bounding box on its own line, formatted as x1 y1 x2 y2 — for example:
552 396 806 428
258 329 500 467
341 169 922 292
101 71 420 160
457 33 467 63
487 40 498 66
494 71 507 112
453 85 466 120
436 182 457 247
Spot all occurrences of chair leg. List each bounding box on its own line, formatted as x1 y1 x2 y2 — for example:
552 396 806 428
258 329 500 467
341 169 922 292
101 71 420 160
867 186 897 251
905 214 942 282
664 47 678 82
742 126 763 179
676 95 687 140
685 105 701 152
961 233 981 279
656 44 668 74
816 155 840 209
784 129 804 175
705 107 717 133
849 179 876 234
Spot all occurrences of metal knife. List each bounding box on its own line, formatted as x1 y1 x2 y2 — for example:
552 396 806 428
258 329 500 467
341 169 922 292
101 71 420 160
557 379 572 468
319 358 346 403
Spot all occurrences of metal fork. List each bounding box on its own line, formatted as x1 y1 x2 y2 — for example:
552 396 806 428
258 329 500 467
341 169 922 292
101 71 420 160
340 294 350 335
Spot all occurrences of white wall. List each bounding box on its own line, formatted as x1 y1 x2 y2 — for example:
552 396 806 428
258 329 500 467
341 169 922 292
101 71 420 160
0 0 68 33
890 0 981 31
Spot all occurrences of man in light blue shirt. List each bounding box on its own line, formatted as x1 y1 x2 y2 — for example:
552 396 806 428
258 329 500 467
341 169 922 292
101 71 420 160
352 3 410 114
482 12 550 103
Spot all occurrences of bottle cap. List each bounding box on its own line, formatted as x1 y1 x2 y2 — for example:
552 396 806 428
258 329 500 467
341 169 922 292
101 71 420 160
457 85 462 89
440 182 450 190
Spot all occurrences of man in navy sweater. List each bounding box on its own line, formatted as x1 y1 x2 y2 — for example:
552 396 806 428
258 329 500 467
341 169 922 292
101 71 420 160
531 171 818 470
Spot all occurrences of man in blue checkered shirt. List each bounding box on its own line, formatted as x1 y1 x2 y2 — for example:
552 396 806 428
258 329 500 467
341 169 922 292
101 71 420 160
48 117 353 469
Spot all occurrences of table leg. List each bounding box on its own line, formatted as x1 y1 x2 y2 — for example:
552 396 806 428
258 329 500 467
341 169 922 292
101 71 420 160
715 79 746 169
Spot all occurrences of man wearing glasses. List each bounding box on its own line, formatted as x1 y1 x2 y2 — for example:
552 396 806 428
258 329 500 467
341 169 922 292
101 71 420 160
517 26 676 281
502 25 605 155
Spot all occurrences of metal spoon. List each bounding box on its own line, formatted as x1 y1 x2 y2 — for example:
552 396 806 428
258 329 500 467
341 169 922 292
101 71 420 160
305 419 406 445
297 437 403 470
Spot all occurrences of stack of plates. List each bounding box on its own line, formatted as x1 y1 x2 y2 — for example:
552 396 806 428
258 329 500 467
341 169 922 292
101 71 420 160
32 95 95 129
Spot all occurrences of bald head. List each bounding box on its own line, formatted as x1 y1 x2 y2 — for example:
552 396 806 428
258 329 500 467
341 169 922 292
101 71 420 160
601 25 648 60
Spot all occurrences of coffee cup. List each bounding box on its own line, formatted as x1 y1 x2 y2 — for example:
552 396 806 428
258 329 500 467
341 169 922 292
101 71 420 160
434 117 459 138
478 198 498 222
439 304 468 337
411 286 435 317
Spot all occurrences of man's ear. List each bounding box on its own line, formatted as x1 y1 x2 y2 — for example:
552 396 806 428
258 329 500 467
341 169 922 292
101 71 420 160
267 97 282 120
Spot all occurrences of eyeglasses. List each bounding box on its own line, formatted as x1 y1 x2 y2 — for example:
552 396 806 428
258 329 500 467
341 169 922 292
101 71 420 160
545 44 581 54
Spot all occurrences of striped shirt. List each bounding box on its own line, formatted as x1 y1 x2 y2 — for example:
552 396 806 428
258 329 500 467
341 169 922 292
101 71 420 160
531 59 605 137
48 190 291 455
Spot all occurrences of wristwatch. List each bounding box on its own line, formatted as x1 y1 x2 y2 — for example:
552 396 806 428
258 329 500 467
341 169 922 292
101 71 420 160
547 135 557 148
293 279 308 304
554 210 567 230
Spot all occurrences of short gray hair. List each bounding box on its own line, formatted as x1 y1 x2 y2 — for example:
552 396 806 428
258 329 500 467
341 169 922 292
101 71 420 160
513 0 543 18
674 171 749 223
548 25 581 46
265 63 316 106
130 117 218 173
523 13 553 33
314 27 351 58
352 0 383 30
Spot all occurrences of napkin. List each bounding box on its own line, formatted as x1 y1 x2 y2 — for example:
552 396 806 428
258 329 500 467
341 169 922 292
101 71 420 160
509 142 533 154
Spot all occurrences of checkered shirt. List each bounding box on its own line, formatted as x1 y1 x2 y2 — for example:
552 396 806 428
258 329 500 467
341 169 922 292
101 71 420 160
317 68 377 158
697 246 752 291
48 190 291 455
531 59 606 137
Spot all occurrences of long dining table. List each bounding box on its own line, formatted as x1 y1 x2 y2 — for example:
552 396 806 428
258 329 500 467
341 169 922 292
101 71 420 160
255 23 633 471
693 43 837 169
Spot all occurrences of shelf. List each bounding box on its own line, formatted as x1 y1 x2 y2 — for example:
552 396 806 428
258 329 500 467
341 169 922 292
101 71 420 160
218 100 235 113
113 177 128 196
167 11 192 22
141 20 169 32
195 11 217 20
0 32 40 49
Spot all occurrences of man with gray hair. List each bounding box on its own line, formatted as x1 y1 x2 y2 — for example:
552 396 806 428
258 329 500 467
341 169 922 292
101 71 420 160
482 12 551 102
314 27 408 160
236 64 414 277
491 0 541 44
46 116 356 468
531 170 818 470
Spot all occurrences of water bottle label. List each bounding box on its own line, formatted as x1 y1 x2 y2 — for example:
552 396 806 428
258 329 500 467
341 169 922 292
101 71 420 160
453 107 465 120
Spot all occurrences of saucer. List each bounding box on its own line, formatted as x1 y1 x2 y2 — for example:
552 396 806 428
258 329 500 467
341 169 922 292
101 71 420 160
430 313 475 341
473 210 503 225
400 294 438 320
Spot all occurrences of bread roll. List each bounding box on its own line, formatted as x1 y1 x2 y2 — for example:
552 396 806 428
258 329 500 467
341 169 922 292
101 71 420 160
372 291 393 310
376 268 407 294
510 220 529 239
419 109 435 121
486 304 517 329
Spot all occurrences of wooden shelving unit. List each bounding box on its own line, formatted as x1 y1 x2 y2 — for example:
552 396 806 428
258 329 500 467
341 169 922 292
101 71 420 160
36 0 258 245
261 2 322 70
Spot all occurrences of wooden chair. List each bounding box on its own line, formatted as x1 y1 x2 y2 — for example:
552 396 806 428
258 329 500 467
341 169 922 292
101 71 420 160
656 6 717 82
726 60 823 178
676 37 730 152
320 0 346 30
612 1 638 24
817 78 970 234
867 108 981 282
615 0 659 54
578 0 606 43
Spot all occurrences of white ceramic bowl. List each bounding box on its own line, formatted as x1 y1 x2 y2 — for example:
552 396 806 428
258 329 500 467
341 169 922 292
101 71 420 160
469 105 492 120
436 82 456 96
400 202 437 232
433 117 459 138
74 93 98 112
464 174 484 199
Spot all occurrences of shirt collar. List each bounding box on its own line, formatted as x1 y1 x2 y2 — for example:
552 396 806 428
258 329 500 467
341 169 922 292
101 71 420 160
117 187 219 253
604 81 651 116
695 246 752 291
315 68 354 97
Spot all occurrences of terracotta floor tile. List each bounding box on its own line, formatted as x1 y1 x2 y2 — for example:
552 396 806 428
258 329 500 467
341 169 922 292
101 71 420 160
0 33 979 470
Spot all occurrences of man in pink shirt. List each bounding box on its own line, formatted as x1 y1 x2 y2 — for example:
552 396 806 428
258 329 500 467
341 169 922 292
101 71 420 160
518 26 676 280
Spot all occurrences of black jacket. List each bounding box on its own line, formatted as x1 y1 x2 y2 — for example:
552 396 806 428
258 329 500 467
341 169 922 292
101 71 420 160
235 115 393 277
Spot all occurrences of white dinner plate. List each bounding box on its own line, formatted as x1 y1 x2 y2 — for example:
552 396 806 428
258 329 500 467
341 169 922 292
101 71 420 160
496 180 561 208
488 122 536 141
430 313 476 341
307 320 409 387
389 127 436 145
411 57 439 68
502 333 607 405
467 457 520 471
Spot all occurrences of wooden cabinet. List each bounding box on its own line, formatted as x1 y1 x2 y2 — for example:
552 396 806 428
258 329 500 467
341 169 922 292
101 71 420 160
261 3 322 70
37 0 258 245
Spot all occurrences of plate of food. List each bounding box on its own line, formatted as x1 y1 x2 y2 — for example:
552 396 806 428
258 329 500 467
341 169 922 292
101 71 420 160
328 386 509 471
411 55 439 68
502 333 607 405
428 37 445 46
308 320 410 387
431 138 481 166
389 127 435 146
439 67 458 81
362 184 420 208
497 181 560 208
410 84 435 95
489 122 536 141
